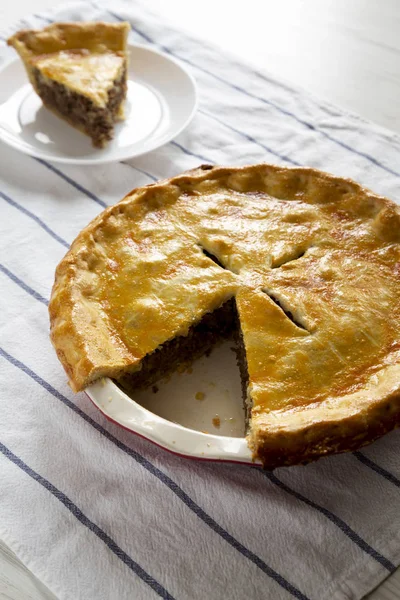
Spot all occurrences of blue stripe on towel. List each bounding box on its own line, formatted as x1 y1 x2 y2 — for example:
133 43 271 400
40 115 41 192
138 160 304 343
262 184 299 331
34 158 108 208
0 264 49 306
354 452 400 488
263 471 395 572
198 109 300 166
0 190 70 249
0 441 175 600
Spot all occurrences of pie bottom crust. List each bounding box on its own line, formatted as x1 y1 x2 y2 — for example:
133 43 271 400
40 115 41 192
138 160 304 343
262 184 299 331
249 364 400 468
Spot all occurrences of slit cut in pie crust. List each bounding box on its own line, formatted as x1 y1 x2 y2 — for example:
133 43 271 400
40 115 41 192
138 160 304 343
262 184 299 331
49 164 400 468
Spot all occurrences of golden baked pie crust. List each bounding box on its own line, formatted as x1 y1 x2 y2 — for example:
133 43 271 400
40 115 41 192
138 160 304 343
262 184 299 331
7 22 130 107
49 164 400 467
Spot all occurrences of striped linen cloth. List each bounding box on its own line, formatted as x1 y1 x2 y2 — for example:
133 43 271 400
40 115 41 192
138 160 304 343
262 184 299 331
1 2 400 599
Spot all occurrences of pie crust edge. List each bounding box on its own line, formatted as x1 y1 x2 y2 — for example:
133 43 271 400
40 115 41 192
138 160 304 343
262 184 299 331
49 163 400 467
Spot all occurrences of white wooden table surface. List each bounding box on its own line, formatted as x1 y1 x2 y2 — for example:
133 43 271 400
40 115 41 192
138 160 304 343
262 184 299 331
1 1 400 599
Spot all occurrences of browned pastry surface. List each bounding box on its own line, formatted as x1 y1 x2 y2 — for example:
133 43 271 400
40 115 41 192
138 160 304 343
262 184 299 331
8 22 130 146
49 164 400 467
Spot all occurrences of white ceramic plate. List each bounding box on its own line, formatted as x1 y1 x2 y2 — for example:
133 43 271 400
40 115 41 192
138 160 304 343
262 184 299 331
0 44 197 165
86 341 259 465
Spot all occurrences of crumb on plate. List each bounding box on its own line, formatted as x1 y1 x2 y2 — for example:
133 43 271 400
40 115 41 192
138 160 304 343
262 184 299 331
212 415 221 428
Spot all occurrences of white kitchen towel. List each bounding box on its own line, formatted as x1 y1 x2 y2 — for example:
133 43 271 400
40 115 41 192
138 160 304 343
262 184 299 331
1 2 400 599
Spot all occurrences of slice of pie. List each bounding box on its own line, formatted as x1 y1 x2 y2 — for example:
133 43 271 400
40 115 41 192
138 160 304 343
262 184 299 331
7 21 130 148
49 164 400 468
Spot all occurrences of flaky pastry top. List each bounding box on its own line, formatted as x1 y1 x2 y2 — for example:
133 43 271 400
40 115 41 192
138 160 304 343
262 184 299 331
7 22 129 106
49 164 400 464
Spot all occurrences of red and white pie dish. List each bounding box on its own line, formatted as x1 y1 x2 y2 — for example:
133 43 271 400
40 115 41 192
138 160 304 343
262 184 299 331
86 342 258 465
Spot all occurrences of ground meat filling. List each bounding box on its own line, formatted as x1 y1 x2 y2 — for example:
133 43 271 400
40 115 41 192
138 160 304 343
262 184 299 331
233 324 251 430
32 67 127 147
116 297 252 425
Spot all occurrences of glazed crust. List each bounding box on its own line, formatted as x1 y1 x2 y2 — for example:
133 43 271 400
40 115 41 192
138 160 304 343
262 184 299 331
7 22 130 57
251 383 400 469
49 163 400 468
7 22 129 107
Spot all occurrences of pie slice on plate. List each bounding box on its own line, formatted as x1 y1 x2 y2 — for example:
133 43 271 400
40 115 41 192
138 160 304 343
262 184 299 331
7 21 130 148
49 164 400 468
